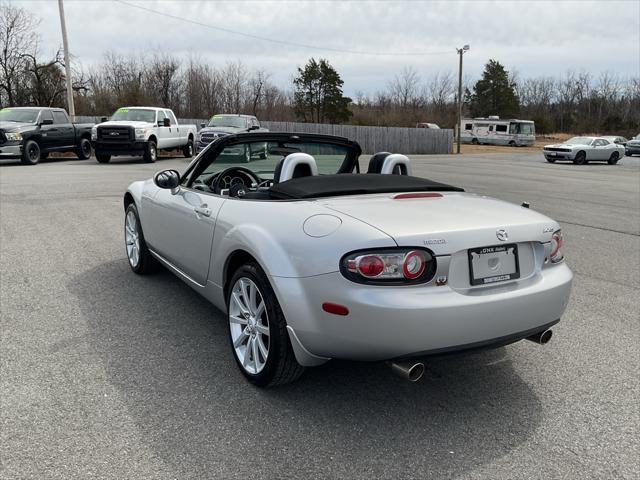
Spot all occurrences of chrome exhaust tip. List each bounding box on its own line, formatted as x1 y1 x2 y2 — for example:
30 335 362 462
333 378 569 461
526 329 553 345
388 360 425 382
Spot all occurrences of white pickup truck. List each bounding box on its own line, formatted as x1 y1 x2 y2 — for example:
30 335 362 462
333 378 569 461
91 107 197 163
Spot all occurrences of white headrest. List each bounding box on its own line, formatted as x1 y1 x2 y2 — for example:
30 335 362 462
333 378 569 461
277 153 318 183
380 154 412 175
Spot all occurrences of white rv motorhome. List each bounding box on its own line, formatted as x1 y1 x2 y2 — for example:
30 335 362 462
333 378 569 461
460 117 535 146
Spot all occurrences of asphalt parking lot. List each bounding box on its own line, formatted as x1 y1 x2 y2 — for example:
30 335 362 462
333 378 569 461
1 151 639 479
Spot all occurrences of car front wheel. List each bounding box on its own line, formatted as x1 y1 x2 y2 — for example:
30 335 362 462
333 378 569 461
143 141 157 163
546 157 556 163
573 151 587 165
96 153 111 163
227 263 304 387
124 203 158 274
21 140 40 165
607 151 620 165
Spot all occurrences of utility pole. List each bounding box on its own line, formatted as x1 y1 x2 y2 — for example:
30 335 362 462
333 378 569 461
57 0 75 120
456 44 470 154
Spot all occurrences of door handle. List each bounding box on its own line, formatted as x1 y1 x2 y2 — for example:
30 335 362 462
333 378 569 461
194 205 212 217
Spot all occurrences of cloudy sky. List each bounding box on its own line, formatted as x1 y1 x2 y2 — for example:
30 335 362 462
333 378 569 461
13 0 640 96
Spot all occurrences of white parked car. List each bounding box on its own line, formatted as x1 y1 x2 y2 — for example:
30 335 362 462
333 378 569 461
91 107 197 163
543 136 625 165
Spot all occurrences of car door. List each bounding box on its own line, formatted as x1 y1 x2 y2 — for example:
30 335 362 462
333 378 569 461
51 110 74 147
166 110 180 147
38 110 63 149
145 185 223 286
155 110 171 149
591 139 609 160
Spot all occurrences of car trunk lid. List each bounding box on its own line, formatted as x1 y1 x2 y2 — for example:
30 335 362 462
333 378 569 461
321 192 557 256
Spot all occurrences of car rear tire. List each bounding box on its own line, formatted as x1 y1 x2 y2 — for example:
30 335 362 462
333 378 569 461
607 151 620 165
227 262 305 387
573 151 587 165
183 138 194 158
96 153 111 163
509 140 516 147
76 138 92 160
546 157 556 163
21 140 40 165
124 203 159 274
143 140 157 163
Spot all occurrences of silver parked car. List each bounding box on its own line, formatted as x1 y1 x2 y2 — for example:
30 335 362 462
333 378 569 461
124 133 573 386
625 134 640 156
543 136 625 165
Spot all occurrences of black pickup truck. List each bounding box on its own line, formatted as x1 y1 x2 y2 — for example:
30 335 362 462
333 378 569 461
0 107 94 165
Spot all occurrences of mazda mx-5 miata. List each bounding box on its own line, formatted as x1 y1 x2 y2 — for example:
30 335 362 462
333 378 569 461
124 132 573 386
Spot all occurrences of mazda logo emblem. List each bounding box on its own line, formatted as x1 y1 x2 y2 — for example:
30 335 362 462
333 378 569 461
496 229 508 241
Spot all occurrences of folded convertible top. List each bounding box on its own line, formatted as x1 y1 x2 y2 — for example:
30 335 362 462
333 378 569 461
269 174 464 199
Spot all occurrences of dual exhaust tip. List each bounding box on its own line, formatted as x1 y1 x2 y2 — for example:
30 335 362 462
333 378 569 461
388 328 553 382
388 360 426 382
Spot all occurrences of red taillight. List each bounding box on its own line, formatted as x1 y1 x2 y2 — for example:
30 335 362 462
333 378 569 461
402 250 426 279
357 255 385 277
342 249 435 284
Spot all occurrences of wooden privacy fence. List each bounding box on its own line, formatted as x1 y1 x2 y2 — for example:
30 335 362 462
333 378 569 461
261 121 453 154
78 116 453 154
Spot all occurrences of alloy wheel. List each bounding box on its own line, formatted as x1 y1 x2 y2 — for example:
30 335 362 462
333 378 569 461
229 277 270 374
28 143 39 162
124 211 141 267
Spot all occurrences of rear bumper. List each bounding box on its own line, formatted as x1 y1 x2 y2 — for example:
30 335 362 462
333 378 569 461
0 143 22 158
93 140 148 156
272 263 572 363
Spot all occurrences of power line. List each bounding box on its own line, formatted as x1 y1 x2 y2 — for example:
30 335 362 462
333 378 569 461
114 0 453 57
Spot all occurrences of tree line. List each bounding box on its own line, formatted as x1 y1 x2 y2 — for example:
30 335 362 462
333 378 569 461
1 2 638 135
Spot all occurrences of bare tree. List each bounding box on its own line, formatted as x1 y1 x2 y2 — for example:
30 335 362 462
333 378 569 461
388 66 421 109
0 2 39 106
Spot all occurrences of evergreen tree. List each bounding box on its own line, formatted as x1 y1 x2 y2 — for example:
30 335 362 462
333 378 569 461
469 60 520 118
293 58 352 123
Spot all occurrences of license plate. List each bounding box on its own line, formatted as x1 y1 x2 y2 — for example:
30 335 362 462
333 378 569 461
468 244 520 286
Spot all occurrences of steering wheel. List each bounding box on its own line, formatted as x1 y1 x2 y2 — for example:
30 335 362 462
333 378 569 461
211 167 262 196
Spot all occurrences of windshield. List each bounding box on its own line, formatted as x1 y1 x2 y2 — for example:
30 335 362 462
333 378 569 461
565 137 593 145
110 108 156 123
0 108 39 123
196 141 352 181
207 115 247 128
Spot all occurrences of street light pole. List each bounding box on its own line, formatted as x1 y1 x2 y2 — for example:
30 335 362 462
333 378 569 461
57 0 75 120
456 44 469 154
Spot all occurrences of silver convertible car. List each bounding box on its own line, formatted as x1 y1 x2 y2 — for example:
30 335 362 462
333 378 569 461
124 133 573 386
543 136 625 165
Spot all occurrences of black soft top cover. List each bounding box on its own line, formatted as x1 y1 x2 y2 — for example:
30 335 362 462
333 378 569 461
269 174 464 199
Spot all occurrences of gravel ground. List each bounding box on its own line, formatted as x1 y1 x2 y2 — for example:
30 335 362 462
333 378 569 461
1 151 639 479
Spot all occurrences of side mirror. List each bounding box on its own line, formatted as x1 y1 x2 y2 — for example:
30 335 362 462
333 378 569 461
248 125 259 131
153 169 181 193
41 118 53 125
200 122 206 129
163 118 171 127
100 116 108 123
